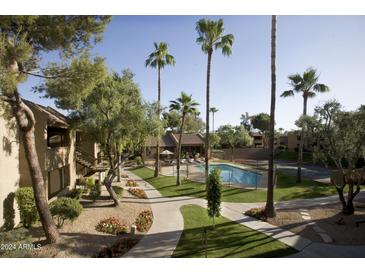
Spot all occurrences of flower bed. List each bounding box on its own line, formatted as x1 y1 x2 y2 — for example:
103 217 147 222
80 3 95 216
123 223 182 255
95 217 128 235
121 173 129 179
135 210 153 232
128 188 147 199
126 180 138 187
244 207 267 221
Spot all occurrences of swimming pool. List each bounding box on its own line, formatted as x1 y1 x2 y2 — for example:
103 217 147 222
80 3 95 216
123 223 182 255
197 163 262 187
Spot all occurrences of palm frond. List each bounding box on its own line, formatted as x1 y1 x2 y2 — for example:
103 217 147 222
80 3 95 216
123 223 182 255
313 83 330 93
280 90 295 97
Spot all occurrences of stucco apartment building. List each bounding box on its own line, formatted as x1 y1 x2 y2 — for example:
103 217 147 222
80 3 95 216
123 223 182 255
250 131 301 152
0 100 105 228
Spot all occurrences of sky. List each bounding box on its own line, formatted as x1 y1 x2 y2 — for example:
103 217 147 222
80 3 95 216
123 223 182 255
19 15 365 131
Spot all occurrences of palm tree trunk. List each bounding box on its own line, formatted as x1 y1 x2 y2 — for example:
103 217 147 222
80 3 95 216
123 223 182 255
176 114 186 186
297 95 307 183
266 15 277 218
154 66 161 177
10 90 60 243
212 112 215 133
205 49 213 184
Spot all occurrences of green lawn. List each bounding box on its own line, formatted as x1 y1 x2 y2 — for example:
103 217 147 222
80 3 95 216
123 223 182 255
131 167 337 203
172 205 296 258
275 150 313 162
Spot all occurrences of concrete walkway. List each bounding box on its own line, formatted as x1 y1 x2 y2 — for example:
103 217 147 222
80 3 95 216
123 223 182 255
123 171 365 258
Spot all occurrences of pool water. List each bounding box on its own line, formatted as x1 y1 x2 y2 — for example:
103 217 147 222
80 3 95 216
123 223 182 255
197 164 261 187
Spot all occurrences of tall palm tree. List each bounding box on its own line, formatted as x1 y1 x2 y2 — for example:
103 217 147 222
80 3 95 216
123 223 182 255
170 92 199 186
281 68 329 183
196 18 234 184
266 15 277 218
209 107 219 133
145 42 175 177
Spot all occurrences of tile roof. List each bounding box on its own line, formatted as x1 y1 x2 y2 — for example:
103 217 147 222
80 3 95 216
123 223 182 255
146 132 204 147
23 99 69 128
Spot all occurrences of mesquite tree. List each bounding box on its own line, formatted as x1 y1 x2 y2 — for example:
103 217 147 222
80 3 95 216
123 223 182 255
216 124 252 161
72 70 144 207
301 100 365 214
0 16 110 243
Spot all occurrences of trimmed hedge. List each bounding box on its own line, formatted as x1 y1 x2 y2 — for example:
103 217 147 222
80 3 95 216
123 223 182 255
15 187 38 228
50 197 83 227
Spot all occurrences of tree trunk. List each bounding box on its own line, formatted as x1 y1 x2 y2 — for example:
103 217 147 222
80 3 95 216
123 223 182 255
104 169 120 207
297 95 307 183
104 142 120 206
154 66 161 177
10 91 60 243
205 49 213 184
176 114 185 186
212 113 215 133
334 173 360 215
265 15 277 218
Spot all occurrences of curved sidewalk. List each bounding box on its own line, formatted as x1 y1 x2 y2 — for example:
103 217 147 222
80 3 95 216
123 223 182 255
123 171 311 258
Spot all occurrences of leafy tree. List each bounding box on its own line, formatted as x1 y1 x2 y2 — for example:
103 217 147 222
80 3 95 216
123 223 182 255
139 102 165 158
196 18 234 184
302 100 365 214
0 15 111 243
209 133 221 149
250 113 270 132
206 168 222 228
240 112 251 131
266 15 277 218
217 124 252 161
250 113 271 148
163 110 205 133
183 113 205 133
162 110 180 131
209 107 218 132
281 67 329 183
145 42 175 177
73 70 144 206
169 92 199 186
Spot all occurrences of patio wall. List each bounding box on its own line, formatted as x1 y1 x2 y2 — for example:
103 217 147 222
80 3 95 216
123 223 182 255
216 148 269 161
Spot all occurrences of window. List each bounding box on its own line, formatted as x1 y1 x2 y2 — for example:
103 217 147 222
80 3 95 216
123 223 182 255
47 127 70 148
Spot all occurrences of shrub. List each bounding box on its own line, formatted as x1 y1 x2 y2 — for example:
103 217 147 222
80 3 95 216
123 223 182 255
15 187 38 228
85 176 95 191
126 180 138 187
95 217 128 235
128 188 147 199
206 168 222 227
50 197 83 227
112 186 123 198
65 188 82 200
135 210 153 232
135 156 142 166
96 238 140 258
89 183 101 201
244 207 267 221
